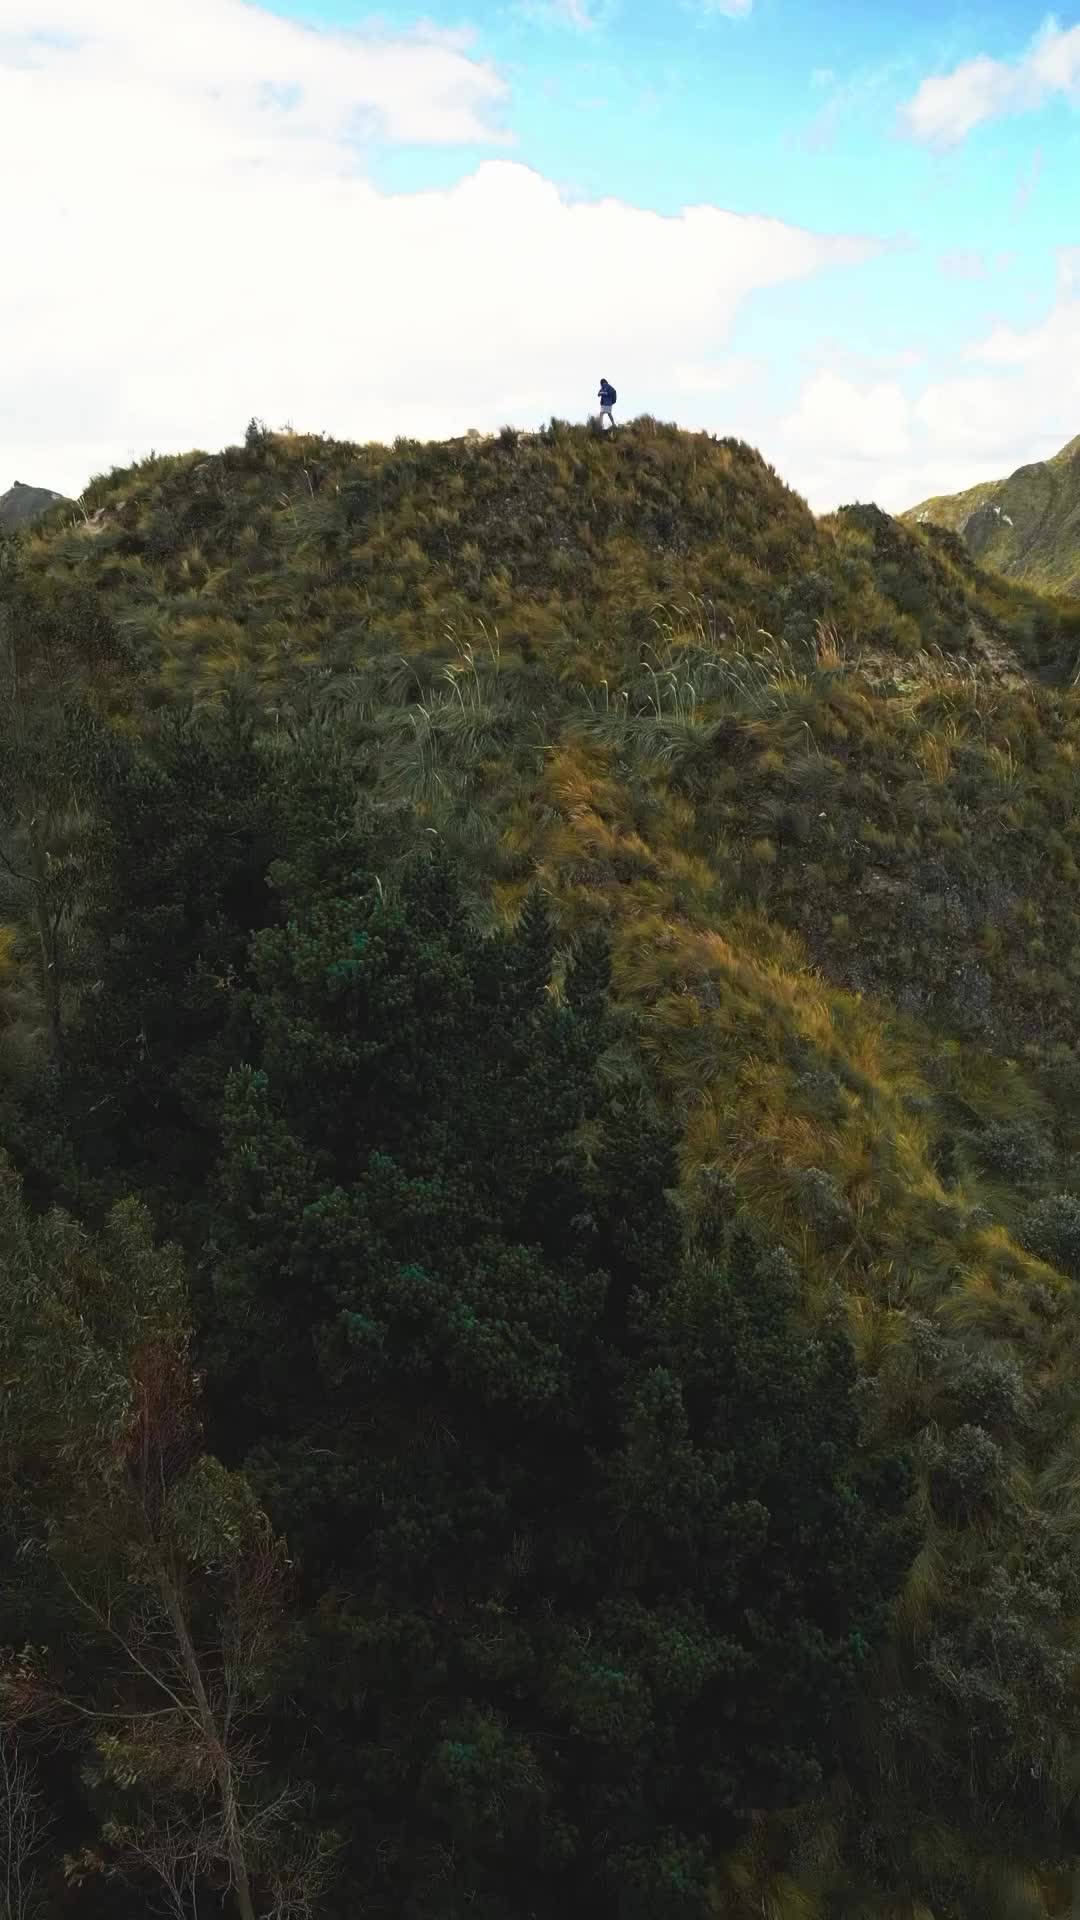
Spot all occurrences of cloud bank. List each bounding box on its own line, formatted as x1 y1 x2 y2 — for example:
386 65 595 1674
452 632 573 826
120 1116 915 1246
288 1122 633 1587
1 0 877 499
769 252 1080 511
5 0 1077 518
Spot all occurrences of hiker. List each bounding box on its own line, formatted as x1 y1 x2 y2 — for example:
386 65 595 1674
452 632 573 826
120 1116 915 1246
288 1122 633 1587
598 378 616 430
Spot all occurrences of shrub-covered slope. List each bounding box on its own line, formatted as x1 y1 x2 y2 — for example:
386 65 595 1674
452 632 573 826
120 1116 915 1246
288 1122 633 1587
19 419 1080 1051
7 417 1080 1920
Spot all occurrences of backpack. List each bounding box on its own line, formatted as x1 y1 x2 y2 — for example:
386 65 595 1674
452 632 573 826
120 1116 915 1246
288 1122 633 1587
604 384 617 406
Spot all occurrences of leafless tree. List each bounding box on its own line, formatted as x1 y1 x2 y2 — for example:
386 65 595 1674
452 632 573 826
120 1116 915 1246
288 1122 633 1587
0 1730 50 1920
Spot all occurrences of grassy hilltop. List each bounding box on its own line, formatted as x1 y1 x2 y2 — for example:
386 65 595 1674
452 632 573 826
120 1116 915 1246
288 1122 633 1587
19 417 1080 1047
6 415 1080 1920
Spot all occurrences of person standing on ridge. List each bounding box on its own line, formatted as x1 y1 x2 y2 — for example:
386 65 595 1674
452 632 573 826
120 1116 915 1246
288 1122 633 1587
598 378 616 431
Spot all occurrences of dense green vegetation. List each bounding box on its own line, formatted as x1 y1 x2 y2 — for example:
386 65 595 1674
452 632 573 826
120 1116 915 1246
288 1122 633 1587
904 431 1080 598
5 415 1080 1919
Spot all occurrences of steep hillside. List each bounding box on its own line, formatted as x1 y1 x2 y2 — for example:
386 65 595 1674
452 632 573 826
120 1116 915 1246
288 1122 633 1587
7 416 1080 1920
0 478 69 530
904 432 1080 595
14 419 1080 1051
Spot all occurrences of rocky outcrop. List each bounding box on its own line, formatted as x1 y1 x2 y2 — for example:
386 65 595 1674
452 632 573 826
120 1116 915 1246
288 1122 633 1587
0 480 70 530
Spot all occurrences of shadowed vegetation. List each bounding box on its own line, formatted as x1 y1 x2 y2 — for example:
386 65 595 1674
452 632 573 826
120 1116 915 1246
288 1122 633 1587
4 417 1080 1919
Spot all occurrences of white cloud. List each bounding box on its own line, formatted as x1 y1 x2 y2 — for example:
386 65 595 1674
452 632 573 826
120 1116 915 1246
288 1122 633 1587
1 0 879 497
811 341 928 377
5 0 512 152
768 249 1080 511
899 16 1080 147
898 52 1017 147
669 356 766 395
938 249 989 281
779 370 913 464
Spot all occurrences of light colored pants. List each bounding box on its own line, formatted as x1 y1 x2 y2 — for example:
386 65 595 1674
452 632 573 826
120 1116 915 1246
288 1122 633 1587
600 407 615 428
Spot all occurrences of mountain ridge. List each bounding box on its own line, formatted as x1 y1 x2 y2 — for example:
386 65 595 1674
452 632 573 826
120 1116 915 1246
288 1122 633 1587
0 478 70 530
903 430 1080 594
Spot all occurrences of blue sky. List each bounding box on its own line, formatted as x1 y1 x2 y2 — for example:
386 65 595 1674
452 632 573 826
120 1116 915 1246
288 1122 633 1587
272 0 1069 408
4 0 1080 508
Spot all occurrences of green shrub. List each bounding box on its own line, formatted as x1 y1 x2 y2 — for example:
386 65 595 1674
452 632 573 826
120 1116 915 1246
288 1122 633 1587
927 1423 1005 1522
973 1117 1055 1187
1019 1193 1080 1279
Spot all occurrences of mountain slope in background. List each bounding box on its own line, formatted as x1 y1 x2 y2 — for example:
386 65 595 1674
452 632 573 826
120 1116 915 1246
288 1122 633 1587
904 432 1080 594
0 479 70 530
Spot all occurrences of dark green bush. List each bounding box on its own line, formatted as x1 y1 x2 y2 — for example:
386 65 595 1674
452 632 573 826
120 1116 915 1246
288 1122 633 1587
1020 1193 1080 1279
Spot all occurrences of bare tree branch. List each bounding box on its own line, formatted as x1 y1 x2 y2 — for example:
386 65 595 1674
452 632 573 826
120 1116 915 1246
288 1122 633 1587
0 1730 50 1920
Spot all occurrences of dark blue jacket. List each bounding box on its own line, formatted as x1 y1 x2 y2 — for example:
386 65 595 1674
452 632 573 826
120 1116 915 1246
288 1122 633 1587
599 382 616 407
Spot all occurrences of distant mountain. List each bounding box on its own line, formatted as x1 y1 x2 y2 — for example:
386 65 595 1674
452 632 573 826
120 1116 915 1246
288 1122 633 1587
0 479 70 531
903 432 1080 593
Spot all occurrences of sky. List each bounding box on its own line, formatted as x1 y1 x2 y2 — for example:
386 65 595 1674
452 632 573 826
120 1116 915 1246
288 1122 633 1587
2 0 1080 512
